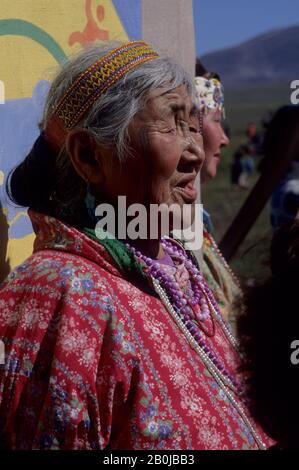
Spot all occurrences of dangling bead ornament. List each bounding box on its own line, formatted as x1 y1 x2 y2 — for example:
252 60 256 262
126 237 244 395
160 238 211 322
126 238 211 323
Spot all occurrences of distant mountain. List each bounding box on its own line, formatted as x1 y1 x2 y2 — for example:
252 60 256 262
200 25 299 85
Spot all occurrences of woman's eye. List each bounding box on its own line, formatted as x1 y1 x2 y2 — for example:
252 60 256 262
189 126 200 133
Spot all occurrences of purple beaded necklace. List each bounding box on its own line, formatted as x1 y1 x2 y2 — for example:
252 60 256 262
126 237 244 394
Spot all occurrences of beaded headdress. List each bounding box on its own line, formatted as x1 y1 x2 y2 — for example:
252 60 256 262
45 40 160 150
194 76 225 117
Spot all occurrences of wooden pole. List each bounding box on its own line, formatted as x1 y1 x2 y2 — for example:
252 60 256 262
142 0 196 77
142 0 203 266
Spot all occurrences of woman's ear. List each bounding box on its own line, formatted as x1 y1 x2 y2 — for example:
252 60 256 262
65 129 104 184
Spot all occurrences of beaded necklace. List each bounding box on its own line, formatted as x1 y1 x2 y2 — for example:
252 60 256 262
126 236 244 394
204 229 241 288
152 278 266 450
82 227 266 450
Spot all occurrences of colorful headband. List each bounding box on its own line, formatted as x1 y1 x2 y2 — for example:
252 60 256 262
45 41 160 150
194 76 225 117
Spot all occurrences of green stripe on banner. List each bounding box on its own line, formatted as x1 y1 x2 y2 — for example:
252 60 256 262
0 19 67 64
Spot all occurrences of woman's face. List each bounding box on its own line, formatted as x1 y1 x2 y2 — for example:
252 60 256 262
96 84 204 209
201 109 229 182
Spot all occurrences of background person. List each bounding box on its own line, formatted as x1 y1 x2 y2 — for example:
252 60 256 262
231 143 256 189
194 61 242 327
261 106 299 230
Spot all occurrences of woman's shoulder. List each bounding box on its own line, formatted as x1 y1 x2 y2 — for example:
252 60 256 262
0 251 138 449
0 248 125 379
0 248 119 333
1 248 111 292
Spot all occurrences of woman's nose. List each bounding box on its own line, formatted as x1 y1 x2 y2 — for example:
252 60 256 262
221 128 230 147
181 135 205 171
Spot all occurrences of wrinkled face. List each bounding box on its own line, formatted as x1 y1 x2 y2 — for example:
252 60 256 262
97 84 204 209
201 108 229 182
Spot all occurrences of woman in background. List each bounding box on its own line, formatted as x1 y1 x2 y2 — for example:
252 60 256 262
194 61 242 326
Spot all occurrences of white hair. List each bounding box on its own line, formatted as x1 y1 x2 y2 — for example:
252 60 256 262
43 41 195 160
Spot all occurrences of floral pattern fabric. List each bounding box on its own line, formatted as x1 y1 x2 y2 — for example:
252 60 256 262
0 210 269 449
202 228 242 327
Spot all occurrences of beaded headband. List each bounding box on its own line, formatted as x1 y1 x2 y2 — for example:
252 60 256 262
45 40 160 150
194 76 225 117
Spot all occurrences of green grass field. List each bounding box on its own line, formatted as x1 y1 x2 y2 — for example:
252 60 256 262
202 82 290 283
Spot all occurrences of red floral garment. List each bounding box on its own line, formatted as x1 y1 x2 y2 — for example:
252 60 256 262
0 210 270 450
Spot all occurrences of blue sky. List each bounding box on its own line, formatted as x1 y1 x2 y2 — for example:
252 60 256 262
194 0 299 56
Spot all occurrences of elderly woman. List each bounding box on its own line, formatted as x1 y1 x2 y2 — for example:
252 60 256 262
0 41 268 450
194 65 242 326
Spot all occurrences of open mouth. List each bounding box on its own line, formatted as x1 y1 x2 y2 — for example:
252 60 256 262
175 176 198 203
